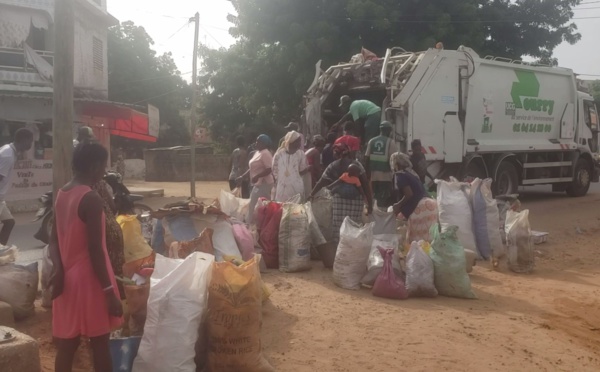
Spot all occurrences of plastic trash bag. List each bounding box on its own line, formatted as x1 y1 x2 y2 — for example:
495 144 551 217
505 209 534 273
430 225 477 299
133 252 213 372
333 218 374 290
372 247 408 300
361 234 402 287
496 194 520 249
279 203 311 273
470 178 503 260
255 200 283 269
370 206 397 235
118 215 154 264
405 241 437 298
219 189 250 223
0 262 39 319
207 255 275 372
233 224 255 261
436 179 478 254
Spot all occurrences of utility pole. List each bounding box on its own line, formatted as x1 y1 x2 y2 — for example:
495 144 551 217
189 12 200 198
53 0 75 196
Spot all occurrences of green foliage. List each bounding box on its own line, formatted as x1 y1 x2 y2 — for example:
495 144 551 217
590 81 600 104
200 0 582 145
107 21 191 148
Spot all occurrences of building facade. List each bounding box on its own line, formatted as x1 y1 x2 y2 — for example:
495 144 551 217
0 0 158 204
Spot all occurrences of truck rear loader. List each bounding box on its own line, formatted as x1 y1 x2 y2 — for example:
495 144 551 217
304 46 599 196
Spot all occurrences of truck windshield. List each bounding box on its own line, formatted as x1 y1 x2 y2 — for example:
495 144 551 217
586 103 598 132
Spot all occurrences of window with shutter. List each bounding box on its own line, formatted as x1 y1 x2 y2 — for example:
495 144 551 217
93 37 103 71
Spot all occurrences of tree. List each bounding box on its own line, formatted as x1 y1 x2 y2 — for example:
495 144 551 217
107 21 191 149
590 81 600 104
200 0 583 144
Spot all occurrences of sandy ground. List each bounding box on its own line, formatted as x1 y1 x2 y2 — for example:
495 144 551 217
13 185 600 371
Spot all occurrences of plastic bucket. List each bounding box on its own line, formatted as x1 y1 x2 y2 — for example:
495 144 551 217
110 336 142 372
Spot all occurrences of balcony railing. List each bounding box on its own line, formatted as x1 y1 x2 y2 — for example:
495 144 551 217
0 46 54 73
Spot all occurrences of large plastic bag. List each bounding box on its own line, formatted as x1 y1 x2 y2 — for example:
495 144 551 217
118 215 154 263
430 225 477 299
279 203 311 273
496 194 520 249
133 252 213 372
255 200 283 269
333 218 374 290
370 207 397 235
0 262 38 319
207 255 275 372
405 241 437 298
40 245 53 308
505 209 534 273
311 188 333 241
233 224 255 261
361 234 402 287
190 215 242 262
436 179 478 254
372 247 408 300
305 202 327 247
470 178 503 260
219 189 250 223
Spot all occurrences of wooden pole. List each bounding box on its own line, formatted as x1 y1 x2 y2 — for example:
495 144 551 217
190 12 199 198
52 0 75 195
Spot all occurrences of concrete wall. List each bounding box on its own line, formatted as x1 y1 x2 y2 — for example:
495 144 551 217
145 150 229 182
73 7 108 97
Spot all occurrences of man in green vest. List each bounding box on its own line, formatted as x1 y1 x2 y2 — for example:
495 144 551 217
365 121 397 208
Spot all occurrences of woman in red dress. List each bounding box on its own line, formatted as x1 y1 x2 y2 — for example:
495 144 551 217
49 141 123 372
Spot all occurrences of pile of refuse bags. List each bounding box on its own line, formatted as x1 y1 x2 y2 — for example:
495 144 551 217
104 198 274 372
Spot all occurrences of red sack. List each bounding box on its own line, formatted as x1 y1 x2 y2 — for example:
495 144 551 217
372 247 408 300
256 200 283 269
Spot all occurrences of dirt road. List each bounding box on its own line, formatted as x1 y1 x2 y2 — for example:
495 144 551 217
15 186 600 371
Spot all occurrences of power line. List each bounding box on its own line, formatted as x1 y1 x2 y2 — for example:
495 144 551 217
158 20 191 44
132 88 182 105
200 26 224 47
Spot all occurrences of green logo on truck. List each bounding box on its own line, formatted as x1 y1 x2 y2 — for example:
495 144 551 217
510 71 554 115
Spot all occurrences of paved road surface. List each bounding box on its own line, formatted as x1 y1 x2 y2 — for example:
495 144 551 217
11 183 600 265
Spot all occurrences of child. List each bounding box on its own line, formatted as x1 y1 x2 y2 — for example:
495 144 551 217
327 163 368 203
50 141 123 372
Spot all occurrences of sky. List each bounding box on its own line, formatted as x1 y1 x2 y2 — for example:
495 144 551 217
107 0 600 82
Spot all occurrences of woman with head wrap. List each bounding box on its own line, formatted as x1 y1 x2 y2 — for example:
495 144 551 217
237 134 275 224
390 152 438 245
272 131 311 202
310 143 373 245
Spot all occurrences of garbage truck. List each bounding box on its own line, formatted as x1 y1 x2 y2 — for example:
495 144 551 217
303 46 600 196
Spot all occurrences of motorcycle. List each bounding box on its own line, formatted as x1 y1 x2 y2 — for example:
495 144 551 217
33 171 153 245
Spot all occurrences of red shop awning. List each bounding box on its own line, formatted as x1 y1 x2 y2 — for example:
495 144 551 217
78 100 157 143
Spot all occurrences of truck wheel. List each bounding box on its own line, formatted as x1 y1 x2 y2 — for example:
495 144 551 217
566 158 591 197
493 161 518 196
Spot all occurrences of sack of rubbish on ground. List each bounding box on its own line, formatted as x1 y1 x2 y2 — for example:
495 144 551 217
361 234 402 287
496 194 521 247
0 245 17 265
370 206 397 236
305 202 326 260
207 255 275 372
311 188 333 241
436 179 478 254
223 254 271 303
124 283 151 336
133 252 213 372
372 247 408 300
118 215 154 264
40 245 53 308
169 228 214 259
0 262 38 319
505 209 534 273
430 224 477 299
279 203 311 273
232 223 256 261
405 241 438 298
255 200 283 269
219 189 250 223
333 218 374 290
470 178 504 261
